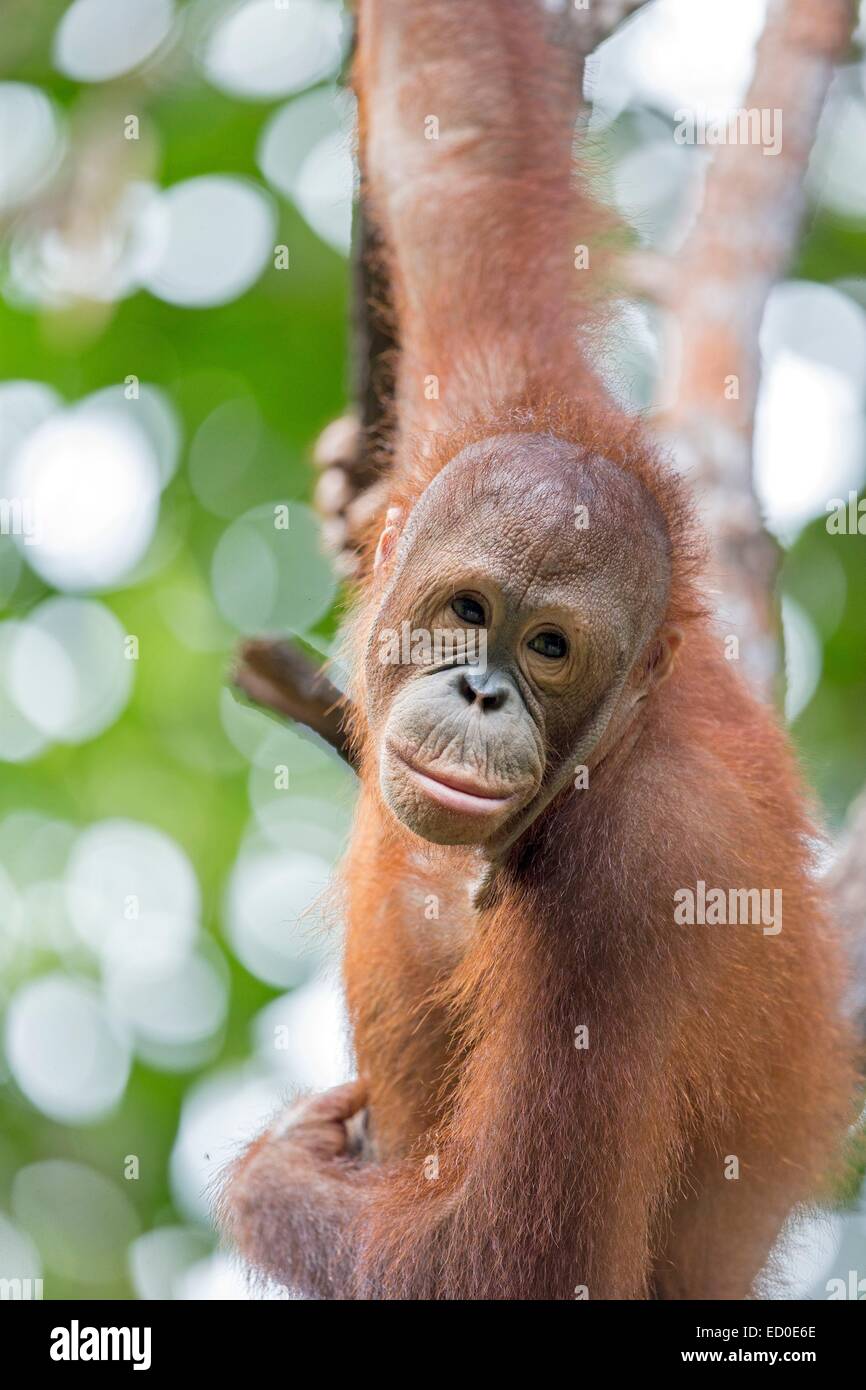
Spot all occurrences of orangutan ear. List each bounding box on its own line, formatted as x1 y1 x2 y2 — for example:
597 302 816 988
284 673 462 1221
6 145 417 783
373 507 405 574
645 624 683 688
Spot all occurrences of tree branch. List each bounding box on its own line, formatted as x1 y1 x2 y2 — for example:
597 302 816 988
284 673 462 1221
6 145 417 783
647 0 864 1034
653 0 857 694
827 789 866 1038
232 639 357 769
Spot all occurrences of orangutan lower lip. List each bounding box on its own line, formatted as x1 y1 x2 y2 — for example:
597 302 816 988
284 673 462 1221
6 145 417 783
393 750 515 815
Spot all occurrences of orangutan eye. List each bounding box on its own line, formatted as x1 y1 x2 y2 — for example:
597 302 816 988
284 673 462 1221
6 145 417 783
452 594 486 625
528 630 568 660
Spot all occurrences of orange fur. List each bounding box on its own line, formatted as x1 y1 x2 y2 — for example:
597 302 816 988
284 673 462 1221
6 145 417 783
342 609 855 1297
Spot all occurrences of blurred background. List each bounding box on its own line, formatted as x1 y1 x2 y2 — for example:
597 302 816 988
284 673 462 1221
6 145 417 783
0 0 864 1300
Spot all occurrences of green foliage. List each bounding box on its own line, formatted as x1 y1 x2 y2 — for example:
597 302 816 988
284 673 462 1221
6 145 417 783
0 5 351 1299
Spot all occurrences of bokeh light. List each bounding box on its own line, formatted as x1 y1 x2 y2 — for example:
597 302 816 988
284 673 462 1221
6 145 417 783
5 598 133 744
0 83 65 212
211 501 338 634
755 281 866 540
0 622 49 763
590 0 768 124
12 1161 140 1285
201 0 345 101
254 974 351 1090
53 0 177 82
781 595 823 725
0 1212 42 1285
225 839 333 988
8 401 164 590
188 397 264 517
7 181 159 309
258 87 355 255
808 70 866 221
136 175 277 308
169 1065 283 1224
5 974 131 1124
128 1226 212 1301
66 818 201 961
175 1250 291 1300
104 934 229 1072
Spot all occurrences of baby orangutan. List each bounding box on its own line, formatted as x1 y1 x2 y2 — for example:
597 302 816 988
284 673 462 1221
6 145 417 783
221 0 856 1299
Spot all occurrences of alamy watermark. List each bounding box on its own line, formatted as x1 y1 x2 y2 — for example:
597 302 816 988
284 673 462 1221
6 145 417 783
674 107 782 157
50 1320 151 1370
0 497 40 545
0 1276 43 1299
826 492 866 534
674 880 782 936
378 621 487 669
826 1270 866 1300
